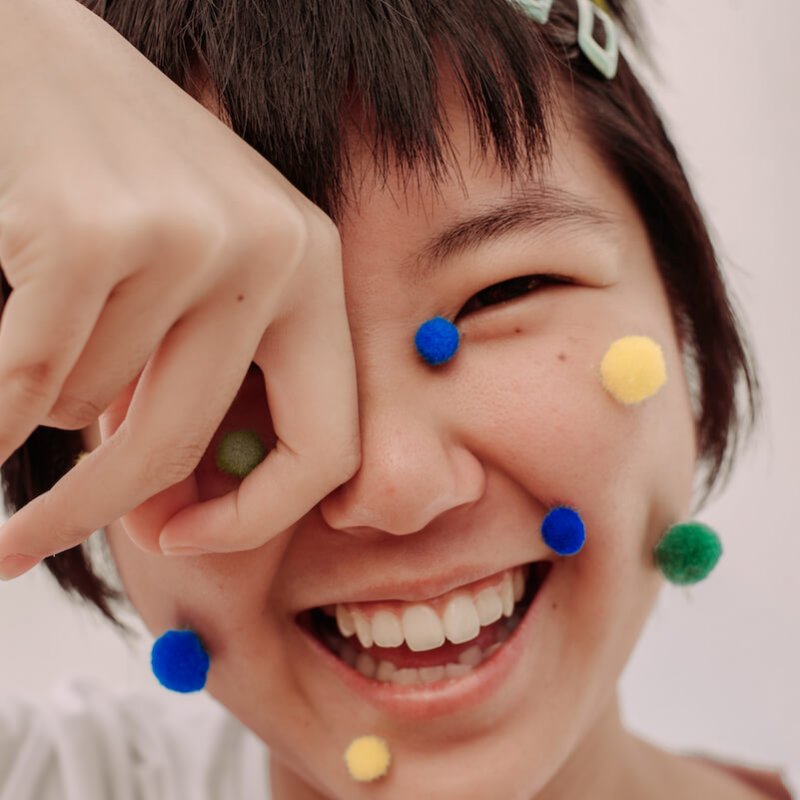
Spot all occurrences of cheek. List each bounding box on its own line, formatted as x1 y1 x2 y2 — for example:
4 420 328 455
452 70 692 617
452 301 696 540
109 533 303 745
450 305 696 696
107 524 280 647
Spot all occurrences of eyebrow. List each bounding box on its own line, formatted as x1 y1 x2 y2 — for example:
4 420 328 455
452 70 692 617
406 186 618 283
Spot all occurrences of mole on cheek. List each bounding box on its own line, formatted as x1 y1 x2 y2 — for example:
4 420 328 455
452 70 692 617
557 352 567 362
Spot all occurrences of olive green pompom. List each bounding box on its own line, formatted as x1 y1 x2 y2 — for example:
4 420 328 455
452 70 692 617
654 522 723 585
215 430 267 479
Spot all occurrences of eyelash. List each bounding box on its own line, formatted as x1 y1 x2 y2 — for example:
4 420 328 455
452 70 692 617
456 274 568 319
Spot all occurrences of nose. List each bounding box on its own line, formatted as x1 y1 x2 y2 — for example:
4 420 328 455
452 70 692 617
319 393 485 537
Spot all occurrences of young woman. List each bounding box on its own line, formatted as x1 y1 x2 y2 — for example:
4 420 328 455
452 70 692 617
0 0 790 797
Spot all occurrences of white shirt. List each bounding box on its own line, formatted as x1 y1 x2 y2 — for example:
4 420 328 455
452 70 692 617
0 678 272 800
2 677 796 800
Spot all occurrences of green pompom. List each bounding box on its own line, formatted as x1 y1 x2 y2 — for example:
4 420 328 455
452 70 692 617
215 430 267 479
654 522 723 585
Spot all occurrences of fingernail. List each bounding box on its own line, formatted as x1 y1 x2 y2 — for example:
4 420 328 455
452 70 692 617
0 554 40 581
161 545 212 556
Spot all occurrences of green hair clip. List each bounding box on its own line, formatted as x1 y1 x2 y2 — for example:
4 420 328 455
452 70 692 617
576 0 619 79
512 0 620 81
514 0 554 24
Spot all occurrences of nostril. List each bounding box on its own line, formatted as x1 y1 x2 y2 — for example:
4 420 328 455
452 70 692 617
323 524 395 542
319 488 426 537
319 422 485 534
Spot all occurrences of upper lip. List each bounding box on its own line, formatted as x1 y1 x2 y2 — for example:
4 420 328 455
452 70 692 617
301 556 545 610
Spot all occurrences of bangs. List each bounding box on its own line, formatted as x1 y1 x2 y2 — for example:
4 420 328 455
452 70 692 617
91 0 570 222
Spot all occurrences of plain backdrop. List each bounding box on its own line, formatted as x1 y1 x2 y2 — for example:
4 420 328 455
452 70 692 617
1 0 798 792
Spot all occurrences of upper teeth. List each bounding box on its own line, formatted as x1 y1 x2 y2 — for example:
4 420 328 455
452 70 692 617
331 566 527 652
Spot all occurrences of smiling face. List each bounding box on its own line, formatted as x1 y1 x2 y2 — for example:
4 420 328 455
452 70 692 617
97 65 698 799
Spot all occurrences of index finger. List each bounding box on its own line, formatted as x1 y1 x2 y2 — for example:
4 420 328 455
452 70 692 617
0 260 359 568
156 267 360 552
0 300 259 565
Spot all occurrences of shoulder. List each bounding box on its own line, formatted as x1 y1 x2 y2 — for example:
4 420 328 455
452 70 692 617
0 678 271 800
682 753 795 800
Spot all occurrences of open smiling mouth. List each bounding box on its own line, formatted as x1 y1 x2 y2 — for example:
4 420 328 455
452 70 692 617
297 561 552 688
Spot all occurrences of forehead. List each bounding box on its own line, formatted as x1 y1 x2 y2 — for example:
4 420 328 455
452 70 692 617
190 51 635 289
188 50 632 270
337 84 630 284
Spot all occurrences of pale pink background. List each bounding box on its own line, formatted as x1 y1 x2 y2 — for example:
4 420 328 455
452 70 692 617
1 0 798 790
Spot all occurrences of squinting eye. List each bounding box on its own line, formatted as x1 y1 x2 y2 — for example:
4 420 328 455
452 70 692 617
456 274 568 319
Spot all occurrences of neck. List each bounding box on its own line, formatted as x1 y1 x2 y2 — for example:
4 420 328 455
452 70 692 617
534 691 659 800
269 692 665 800
270 759 329 800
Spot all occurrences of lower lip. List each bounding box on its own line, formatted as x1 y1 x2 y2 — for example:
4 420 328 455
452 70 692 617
296 567 551 721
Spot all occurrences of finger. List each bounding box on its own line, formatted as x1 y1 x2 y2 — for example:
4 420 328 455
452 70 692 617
47 265 205 430
99 369 146 440
0 298 260 561
95 367 193 555
157 270 359 553
0 273 108 459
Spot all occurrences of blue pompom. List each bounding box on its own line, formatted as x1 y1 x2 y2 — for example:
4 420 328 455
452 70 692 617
415 316 460 365
151 629 210 693
541 506 586 556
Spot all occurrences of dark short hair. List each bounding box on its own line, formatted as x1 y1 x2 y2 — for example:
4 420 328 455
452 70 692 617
0 0 760 631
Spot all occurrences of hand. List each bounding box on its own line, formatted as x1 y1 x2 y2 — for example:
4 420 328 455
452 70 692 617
0 0 360 578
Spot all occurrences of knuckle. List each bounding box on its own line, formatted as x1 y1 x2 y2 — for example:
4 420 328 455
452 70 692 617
145 203 223 252
54 200 142 248
310 204 341 244
110 205 212 272
50 523 87 552
327 435 362 485
58 198 220 275
307 208 342 258
245 202 310 271
47 393 104 430
341 441 362 480
137 439 207 488
3 360 57 407
35 494 88 552
46 205 153 280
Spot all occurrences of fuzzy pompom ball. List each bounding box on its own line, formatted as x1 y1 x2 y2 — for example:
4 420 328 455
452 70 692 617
654 522 723 585
600 336 667 405
344 735 392 782
414 316 460 365
541 506 586 556
151 629 210 693
215 430 267 478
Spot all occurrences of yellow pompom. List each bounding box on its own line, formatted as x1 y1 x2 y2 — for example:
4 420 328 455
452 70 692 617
600 336 667 405
344 735 391 782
